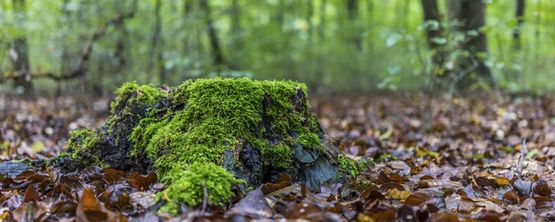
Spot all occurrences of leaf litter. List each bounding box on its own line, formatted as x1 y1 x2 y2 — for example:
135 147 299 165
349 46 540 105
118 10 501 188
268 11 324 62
3 93 555 221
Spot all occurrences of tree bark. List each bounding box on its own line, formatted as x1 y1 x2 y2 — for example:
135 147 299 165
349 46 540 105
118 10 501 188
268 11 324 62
420 0 447 77
199 0 225 68
182 0 193 59
512 0 525 50
60 0 72 75
421 0 442 48
318 0 327 40
113 0 130 74
450 0 494 89
345 0 361 51
148 0 165 83
229 0 241 69
10 0 33 95
231 0 241 42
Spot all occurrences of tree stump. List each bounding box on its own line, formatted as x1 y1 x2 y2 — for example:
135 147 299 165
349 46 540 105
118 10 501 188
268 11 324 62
52 78 338 213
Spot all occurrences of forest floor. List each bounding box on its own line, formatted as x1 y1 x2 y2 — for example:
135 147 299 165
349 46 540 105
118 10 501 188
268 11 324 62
2 92 555 221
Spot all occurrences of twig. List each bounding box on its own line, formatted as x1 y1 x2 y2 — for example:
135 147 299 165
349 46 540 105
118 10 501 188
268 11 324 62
201 181 208 213
515 139 527 178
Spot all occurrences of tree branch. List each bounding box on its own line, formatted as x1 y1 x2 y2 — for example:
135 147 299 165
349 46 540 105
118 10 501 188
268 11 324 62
3 2 137 81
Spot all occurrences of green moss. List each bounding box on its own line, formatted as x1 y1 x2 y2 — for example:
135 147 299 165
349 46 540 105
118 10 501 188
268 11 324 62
337 155 359 177
66 129 99 160
299 131 322 151
159 162 243 214
337 154 374 178
110 82 168 113
257 141 292 169
67 78 326 212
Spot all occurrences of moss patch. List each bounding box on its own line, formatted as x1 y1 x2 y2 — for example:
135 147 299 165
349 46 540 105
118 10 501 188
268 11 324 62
66 129 100 163
59 78 334 213
159 162 243 214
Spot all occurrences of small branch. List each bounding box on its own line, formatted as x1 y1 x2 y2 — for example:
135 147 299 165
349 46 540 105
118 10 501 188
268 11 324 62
2 2 137 81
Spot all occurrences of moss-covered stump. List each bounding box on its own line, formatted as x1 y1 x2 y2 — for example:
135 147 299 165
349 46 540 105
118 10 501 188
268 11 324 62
52 78 338 213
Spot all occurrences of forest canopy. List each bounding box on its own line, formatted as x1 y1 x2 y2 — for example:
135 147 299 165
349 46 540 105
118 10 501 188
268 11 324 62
1 0 553 95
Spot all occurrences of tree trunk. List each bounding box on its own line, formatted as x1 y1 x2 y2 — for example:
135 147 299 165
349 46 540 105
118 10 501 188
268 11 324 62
318 0 327 40
10 0 33 95
147 0 165 84
230 0 241 43
113 0 130 74
345 0 361 51
229 0 241 69
306 0 314 44
60 0 72 75
199 0 225 68
512 0 525 50
182 0 193 64
450 0 494 89
420 0 447 77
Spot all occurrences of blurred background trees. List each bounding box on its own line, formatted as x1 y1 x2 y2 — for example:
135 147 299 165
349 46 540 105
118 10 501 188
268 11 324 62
0 0 553 96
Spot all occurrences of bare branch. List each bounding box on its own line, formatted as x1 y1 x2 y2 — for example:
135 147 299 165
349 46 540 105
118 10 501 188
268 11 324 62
2 2 137 81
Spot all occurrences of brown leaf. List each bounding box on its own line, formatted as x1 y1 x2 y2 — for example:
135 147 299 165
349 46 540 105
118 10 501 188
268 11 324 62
503 190 522 205
281 203 322 219
103 168 126 184
385 188 411 201
475 176 496 188
404 192 432 207
379 182 405 193
261 173 292 195
366 209 396 222
533 181 551 197
76 188 124 222
493 177 510 186
127 171 157 191
533 196 552 209
22 185 39 202
431 212 460 222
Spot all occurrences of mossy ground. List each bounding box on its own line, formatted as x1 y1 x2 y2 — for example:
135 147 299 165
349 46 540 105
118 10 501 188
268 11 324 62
59 78 332 214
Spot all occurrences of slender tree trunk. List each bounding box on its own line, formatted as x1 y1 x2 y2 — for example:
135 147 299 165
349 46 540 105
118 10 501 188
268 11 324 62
148 0 165 83
420 0 447 77
113 0 130 74
421 0 443 49
306 0 314 44
10 0 33 95
60 0 72 74
512 0 525 50
345 0 361 51
229 0 241 69
182 0 193 56
318 0 327 40
449 0 494 89
231 0 241 42
199 0 225 68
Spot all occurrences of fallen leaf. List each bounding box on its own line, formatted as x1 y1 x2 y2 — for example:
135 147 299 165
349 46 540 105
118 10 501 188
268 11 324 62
385 188 410 201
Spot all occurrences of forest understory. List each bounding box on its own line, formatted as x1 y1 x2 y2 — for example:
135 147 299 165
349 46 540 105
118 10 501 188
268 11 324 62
2 92 555 221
